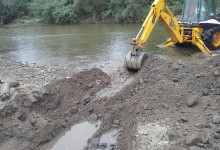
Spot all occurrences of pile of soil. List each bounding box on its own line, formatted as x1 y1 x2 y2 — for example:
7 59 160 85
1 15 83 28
0 68 111 149
0 54 220 150
103 55 220 150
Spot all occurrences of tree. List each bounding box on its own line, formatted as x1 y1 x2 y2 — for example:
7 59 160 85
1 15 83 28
0 0 184 24
121 0 149 23
0 0 31 24
29 0 79 23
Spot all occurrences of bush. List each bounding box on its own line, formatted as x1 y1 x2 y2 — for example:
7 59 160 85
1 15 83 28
28 0 80 23
0 0 30 24
168 1 184 15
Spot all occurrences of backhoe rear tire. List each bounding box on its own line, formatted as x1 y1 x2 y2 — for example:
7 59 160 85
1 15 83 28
203 27 220 50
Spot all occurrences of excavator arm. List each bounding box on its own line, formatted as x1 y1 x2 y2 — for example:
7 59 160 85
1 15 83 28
131 0 182 55
125 0 183 70
125 0 212 70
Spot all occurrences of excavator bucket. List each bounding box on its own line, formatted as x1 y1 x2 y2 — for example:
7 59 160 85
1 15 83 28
124 51 148 70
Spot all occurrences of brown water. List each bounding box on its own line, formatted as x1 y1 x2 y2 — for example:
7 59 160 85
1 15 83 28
41 121 101 150
0 23 204 67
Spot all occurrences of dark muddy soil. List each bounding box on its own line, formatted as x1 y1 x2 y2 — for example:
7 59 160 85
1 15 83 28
0 67 111 150
0 54 220 150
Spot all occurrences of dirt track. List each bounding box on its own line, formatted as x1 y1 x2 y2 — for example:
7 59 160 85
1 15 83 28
0 54 220 150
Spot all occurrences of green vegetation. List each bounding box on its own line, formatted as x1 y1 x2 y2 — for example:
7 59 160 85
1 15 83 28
0 0 183 24
0 0 31 24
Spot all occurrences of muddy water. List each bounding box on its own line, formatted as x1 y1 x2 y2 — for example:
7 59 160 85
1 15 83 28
0 23 202 67
41 121 101 150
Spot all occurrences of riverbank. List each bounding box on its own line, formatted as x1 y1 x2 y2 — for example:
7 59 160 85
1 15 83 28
0 53 220 150
1 18 141 28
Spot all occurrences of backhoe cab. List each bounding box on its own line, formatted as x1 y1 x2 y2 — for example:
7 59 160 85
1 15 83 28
125 0 220 70
182 0 220 23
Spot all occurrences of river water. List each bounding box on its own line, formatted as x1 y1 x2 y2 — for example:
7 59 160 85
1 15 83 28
0 23 205 67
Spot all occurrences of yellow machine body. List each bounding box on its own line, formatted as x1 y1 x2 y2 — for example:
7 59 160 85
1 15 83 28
125 0 220 70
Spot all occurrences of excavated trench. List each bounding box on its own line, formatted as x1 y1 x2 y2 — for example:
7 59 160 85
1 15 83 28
0 54 220 150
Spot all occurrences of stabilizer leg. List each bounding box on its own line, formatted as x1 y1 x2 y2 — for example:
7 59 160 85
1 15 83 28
194 36 213 56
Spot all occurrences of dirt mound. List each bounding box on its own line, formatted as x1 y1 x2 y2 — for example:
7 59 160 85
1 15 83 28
98 54 220 150
0 68 110 150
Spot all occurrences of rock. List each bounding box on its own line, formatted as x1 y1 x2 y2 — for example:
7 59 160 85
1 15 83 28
96 80 102 86
32 90 43 101
88 83 93 88
197 143 205 147
195 74 201 78
214 132 220 139
76 100 81 105
17 111 27 121
99 143 107 149
187 95 199 107
42 88 50 95
0 83 10 101
172 78 179 82
173 61 183 70
0 93 9 101
162 102 168 109
88 106 94 113
179 117 188 123
112 119 120 128
70 107 78 114
110 144 118 150
213 70 219 77
83 95 92 106
9 82 20 88
113 119 120 125
201 137 209 144
213 115 220 124
186 134 202 146
18 126 23 130
176 102 182 107
144 104 148 110
112 124 120 128
30 118 37 126
200 123 212 129
202 89 209 96
139 77 144 84
88 114 98 123
214 127 220 133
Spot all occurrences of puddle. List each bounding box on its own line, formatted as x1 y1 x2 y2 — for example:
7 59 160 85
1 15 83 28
42 121 101 150
98 130 119 150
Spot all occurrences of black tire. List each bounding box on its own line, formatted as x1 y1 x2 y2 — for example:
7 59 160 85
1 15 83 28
202 27 220 50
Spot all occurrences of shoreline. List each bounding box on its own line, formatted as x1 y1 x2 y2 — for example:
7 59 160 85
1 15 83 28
1 18 144 28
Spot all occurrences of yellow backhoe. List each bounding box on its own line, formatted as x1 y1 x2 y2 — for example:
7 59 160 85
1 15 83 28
125 0 220 70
